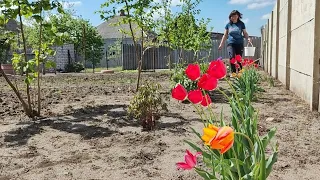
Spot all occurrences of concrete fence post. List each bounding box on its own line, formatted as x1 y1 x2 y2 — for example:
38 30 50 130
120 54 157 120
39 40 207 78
285 0 292 90
266 23 269 72
275 0 280 79
313 0 320 111
268 12 274 75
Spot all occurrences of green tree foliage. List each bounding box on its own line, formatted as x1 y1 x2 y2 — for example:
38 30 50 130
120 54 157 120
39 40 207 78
25 10 104 72
99 0 159 91
0 0 63 118
157 0 212 63
84 27 104 72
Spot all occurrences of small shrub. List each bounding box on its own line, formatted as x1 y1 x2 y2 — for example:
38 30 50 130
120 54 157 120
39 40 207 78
266 76 275 87
128 82 168 131
64 62 84 73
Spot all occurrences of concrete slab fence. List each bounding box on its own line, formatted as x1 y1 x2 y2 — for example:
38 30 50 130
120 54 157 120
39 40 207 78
261 0 320 111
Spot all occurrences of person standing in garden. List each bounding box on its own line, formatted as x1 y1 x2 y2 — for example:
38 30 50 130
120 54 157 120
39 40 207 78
218 10 251 75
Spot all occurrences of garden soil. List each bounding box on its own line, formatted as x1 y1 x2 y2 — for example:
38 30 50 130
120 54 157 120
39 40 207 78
0 71 320 180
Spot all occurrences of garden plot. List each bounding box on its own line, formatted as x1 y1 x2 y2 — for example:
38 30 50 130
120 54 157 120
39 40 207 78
0 72 320 180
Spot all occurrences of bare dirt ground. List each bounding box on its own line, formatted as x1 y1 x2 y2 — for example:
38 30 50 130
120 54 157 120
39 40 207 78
0 71 320 180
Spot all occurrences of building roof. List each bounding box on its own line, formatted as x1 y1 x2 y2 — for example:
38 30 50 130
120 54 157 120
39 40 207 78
5 19 19 32
97 16 141 39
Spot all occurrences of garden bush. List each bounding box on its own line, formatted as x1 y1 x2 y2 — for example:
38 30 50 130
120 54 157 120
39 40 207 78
128 82 168 131
64 62 84 73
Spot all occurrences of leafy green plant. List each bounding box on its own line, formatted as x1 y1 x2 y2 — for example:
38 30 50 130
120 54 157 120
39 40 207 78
264 75 275 87
233 67 264 102
171 62 277 180
64 62 84 73
128 82 168 131
0 0 64 118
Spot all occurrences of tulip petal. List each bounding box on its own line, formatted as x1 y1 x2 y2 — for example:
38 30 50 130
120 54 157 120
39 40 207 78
185 155 196 168
215 126 234 140
203 127 218 139
188 89 203 104
209 139 224 149
230 58 236 64
198 74 218 91
201 135 212 143
208 124 219 131
235 55 242 62
185 150 196 164
218 133 234 146
207 60 227 79
172 84 188 101
220 139 234 154
176 162 193 170
185 64 201 81
201 94 212 107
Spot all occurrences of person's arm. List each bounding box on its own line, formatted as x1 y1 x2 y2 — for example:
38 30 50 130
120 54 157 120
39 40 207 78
219 29 228 50
242 22 251 43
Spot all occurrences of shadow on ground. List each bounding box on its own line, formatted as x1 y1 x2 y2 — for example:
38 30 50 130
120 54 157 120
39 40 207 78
3 104 199 146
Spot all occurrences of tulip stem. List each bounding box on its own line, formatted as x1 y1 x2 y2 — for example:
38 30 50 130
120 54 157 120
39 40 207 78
217 88 231 101
192 104 206 126
202 90 215 122
224 78 245 121
220 153 226 178
232 147 242 180
234 132 254 153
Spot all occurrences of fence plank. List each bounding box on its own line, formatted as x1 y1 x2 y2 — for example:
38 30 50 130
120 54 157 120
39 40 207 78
122 37 261 70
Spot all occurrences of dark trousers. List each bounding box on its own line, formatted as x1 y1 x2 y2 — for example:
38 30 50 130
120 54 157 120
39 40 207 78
227 43 244 73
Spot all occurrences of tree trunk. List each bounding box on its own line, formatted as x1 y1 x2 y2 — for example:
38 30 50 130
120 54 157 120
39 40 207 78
136 25 144 92
18 4 34 118
124 0 141 92
82 24 86 73
37 13 43 116
0 64 33 117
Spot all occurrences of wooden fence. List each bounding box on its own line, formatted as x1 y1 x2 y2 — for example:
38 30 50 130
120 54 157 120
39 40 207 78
122 37 261 70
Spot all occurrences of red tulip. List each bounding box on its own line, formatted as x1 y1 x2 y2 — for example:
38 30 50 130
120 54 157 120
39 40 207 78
207 60 227 79
188 89 203 104
176 150 201 170
235 63 240 69
235 55 242 63
230 58 236 64
254 63 258 68
201 94 212 107
197 74 218 91
241 60 248 66
185 64 201 81
172 84 188 101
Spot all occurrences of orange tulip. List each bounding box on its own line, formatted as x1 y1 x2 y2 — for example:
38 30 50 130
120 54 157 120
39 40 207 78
201 124 219 145
202 125 234 154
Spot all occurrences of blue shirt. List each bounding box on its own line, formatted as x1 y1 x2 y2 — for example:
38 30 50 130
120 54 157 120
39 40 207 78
225 21 246 45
